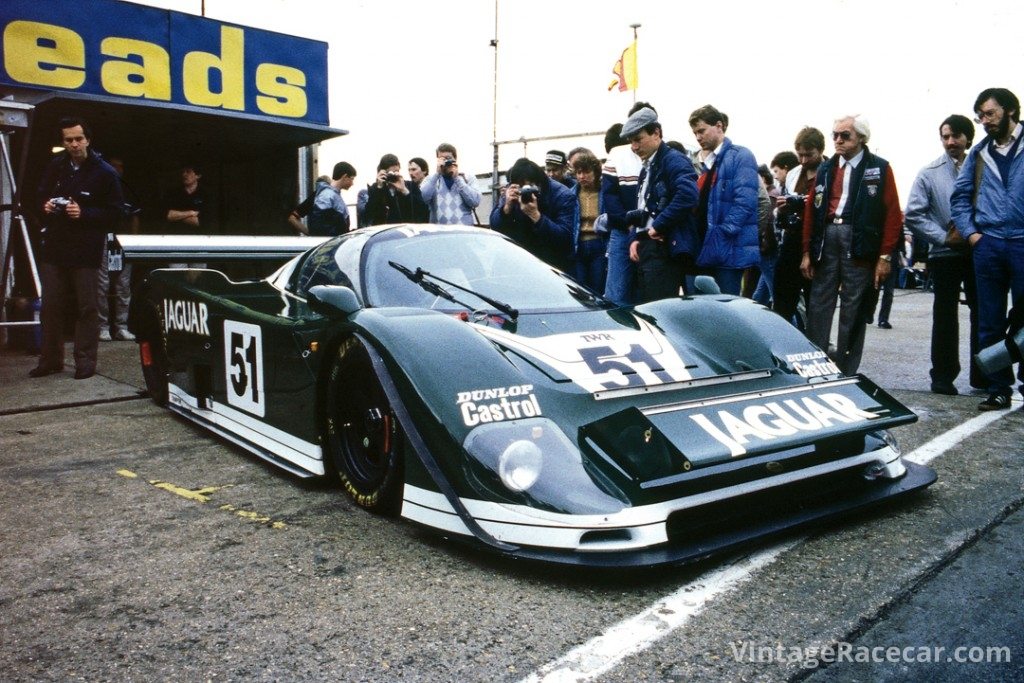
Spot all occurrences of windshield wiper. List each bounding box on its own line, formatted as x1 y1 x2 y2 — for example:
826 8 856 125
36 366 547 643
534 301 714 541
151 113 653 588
565 282 609 308
388 261 519 319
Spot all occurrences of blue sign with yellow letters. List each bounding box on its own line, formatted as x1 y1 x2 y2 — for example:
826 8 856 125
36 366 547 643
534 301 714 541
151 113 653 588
0 0 328 125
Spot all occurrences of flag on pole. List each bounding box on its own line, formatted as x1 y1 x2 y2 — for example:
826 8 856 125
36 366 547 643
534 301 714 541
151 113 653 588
607 40 638 92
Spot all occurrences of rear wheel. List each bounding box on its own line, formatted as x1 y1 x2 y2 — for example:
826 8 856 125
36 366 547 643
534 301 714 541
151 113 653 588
324 337 404 514
137 307 169 406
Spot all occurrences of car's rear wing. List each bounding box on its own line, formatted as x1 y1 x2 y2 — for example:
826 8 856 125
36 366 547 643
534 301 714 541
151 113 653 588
118 234 329 261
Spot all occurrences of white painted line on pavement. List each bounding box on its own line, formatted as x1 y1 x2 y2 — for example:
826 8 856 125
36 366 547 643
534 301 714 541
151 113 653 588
520 407 1018 683
906 401 1019 466
519 540 799 683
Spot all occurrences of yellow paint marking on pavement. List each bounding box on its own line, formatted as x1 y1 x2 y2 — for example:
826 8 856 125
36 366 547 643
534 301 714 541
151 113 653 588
123 473 285 529
219 504 287 529
148 480 233 503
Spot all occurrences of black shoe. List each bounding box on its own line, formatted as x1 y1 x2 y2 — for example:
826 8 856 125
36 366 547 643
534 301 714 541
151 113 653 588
878 321 893 329
29 365 61 378
979 393 1011 411
930 382 958 396
74 367 95 380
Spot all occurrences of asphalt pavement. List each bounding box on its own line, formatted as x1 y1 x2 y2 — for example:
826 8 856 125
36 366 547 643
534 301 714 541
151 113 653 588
1 286 1021 682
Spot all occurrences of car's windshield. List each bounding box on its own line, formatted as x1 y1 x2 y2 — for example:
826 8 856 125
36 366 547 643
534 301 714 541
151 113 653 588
291 232 367 295
363 229 610 313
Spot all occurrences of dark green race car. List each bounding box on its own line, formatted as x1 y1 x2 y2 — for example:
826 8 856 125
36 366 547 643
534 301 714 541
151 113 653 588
128 224 935 567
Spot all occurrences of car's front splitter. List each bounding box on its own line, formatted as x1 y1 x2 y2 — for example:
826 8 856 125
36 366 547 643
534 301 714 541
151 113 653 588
403 461 936 569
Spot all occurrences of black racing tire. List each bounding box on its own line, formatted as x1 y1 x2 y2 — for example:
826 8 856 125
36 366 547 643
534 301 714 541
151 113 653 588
324 337 404 515
137 309 169 407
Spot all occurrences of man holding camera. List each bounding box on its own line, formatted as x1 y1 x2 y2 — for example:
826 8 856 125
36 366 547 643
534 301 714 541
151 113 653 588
31 116 125 380
365 153 429 226
773 127 825 328
621 107 700 303
419 143 481 225
489 157 576 272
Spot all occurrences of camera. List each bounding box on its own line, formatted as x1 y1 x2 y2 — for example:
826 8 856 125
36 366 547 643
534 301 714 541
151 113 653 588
49 197 72 214
385 172 402 183
442 158 456 167
777 194 805 230
519 185 540 203
783 194 805 209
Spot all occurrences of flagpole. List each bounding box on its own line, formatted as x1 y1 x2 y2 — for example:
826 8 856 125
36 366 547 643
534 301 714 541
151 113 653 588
630 23 640 105
490 0 500 209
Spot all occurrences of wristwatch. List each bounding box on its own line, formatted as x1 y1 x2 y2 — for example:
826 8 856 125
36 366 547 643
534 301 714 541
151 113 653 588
879 254 892 262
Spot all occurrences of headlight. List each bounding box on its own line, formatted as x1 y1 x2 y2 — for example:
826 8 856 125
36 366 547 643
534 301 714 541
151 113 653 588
498 439 543 491
878 429 902 457
863 429 906 480
463 418 625 515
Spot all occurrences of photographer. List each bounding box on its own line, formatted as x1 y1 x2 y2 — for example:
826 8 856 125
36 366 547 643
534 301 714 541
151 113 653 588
489 157 576 272
419 143 481 225
772 127 825 328
365 153 429 226
30 116 125 380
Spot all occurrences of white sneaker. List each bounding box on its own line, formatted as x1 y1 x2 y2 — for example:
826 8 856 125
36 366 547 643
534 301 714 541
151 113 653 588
114 329 135 341
98 329 112 342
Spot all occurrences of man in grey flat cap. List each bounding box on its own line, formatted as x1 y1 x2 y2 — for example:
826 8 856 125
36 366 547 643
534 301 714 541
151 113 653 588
621 107 700 302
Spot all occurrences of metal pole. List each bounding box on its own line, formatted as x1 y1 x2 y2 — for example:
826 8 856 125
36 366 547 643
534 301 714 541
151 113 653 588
490 0 500 210
630 23 641 105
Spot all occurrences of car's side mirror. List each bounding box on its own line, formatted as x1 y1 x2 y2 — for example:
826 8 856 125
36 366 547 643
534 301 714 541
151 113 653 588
692 275 722 295
307 285 362 317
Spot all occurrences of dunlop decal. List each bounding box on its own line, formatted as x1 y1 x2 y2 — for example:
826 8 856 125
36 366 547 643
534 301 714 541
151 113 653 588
456 384 542 427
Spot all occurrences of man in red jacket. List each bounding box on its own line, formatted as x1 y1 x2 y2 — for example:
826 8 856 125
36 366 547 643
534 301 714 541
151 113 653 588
800 115 903 375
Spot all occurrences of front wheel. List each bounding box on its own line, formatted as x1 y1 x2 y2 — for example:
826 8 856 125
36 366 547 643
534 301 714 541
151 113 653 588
324 337 404 515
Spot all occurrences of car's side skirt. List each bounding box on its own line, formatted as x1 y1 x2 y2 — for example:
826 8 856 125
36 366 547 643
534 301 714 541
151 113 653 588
167 383 324 477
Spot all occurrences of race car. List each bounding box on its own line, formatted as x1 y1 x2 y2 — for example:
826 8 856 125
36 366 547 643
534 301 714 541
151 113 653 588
127 224 936 567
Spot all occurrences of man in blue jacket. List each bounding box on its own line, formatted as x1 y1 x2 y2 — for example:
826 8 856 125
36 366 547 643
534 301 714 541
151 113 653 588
688 105 760 295
621 107 700 302
490 157 576 272
951 87 1024 411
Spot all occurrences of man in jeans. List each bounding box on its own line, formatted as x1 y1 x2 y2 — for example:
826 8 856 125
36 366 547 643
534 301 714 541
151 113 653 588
97 156 137 341
951 87 1024 410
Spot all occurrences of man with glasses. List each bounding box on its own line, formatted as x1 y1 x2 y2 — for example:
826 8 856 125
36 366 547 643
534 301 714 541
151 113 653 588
951 87 1024 411
800 115 903 375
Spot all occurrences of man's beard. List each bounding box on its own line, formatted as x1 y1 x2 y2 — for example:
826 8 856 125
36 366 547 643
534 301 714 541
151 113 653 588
990 114 1013 140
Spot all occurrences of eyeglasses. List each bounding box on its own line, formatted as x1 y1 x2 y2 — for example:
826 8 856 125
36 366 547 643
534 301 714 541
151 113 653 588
974 108 1002 124
832 131 852 141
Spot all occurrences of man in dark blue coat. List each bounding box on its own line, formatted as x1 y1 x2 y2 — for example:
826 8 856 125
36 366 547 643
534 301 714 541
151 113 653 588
621 107 700 302
489 157 576 272
31 117 125 380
